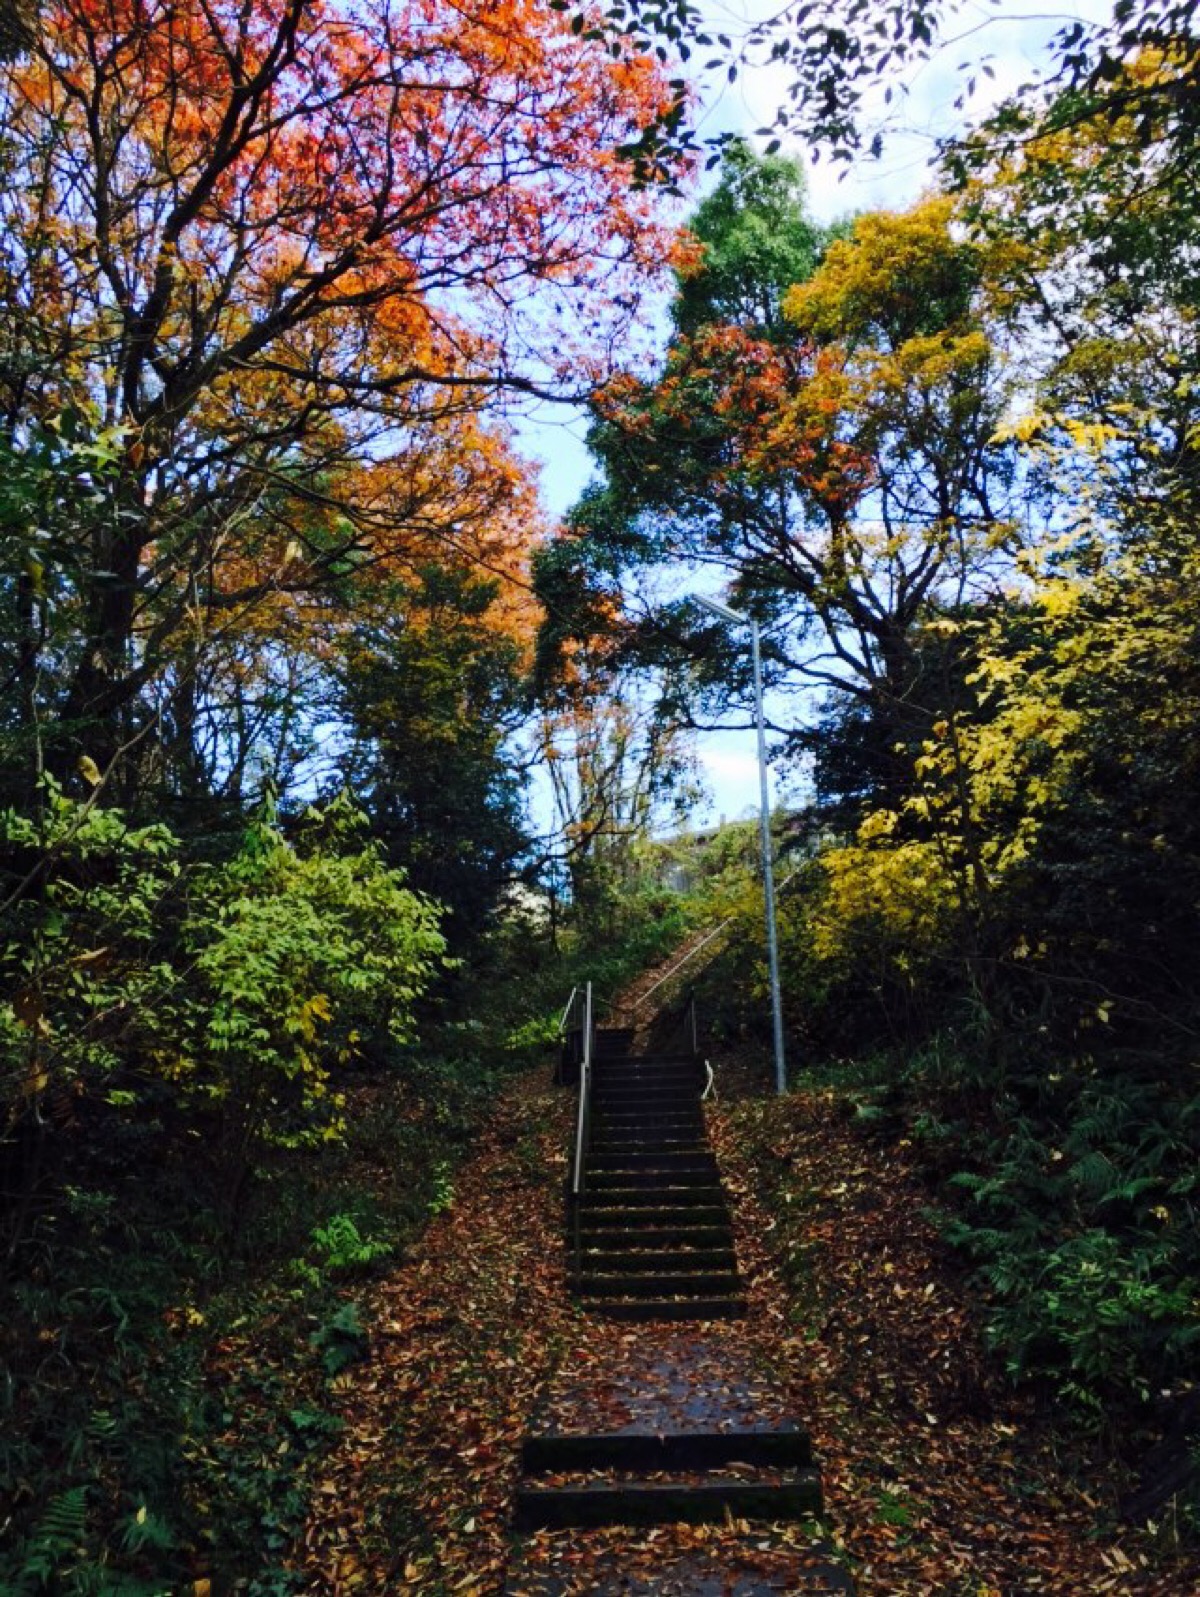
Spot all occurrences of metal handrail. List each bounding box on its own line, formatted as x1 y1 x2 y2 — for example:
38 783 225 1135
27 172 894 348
561 984 617 1036
558 985 580 1038
629 918 735 1012
571 981 593 1198
557 985 585 1089
568 982 596 1286
629 869 803 1021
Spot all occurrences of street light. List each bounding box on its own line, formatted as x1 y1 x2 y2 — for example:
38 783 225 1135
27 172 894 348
693 594 787 1096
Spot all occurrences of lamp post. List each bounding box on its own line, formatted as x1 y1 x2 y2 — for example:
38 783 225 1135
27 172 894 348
694 594 787 1096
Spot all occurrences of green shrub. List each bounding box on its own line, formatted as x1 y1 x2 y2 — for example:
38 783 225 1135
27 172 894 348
1 787 446 1189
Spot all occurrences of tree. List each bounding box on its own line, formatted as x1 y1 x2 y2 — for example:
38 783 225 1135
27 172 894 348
537 680 698 925
672 138 824 338
0 0 678 793
569 0 1200 176
548 152 1013 810
0 786 447 1211
334 563 533 949
0 0 33 60
954 47 1200 555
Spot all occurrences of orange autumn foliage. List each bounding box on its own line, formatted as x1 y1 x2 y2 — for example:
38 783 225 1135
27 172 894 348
0 0 679 725
595 322 873 528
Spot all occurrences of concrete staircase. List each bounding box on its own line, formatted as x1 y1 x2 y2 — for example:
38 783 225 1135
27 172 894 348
512 1419 822 1531
570 1028 746 1322
503 1012 851 1590
501 1015 850 1577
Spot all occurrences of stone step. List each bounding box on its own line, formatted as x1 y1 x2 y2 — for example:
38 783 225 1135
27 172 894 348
595 1064 702 1079
594 1029 636 1050
594 1073 699 1085
594 1081 703 1092
594 1098 703 1111
575 1272 741 1298
595 1056 702 1071
513 1471 820 1529
594 1111 703 1124
594 1060 703 1073
591 1136 707 1153
577 1246 736 1272
590 1153 708 1167
578 1224 733 1249
593 1052 697 1067
587 1296 747 1322
588 1169 720 1191
521 1425 812 1474
593 1137 707 1149
595 1104 704 1119
502 1533 854 1595
593 1120 704 1137
593 1094 702 1110
580 1187 725 1209
593 1112 701 1125
577 1205 730 1228
594 1105 703 1120
587 1151 718 1172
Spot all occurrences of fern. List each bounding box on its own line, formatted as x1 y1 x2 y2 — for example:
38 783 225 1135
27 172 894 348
1071 1149 1116 1200
119 1506 176 1557
19 1486 88 1591
1096 1175 1160 1207
310 1213 390 1275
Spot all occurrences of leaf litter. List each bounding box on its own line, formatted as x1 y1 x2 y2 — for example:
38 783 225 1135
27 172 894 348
294 1054 1200 1593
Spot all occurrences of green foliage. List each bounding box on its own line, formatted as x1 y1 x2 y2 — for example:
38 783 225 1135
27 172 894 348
710 534 1200 1429
17 1488 89 1591
672 136 825 337
0 784 453 1591
1 787 446 1176
334 566 531 950
183 795 446 1158
307 1213 392 1278
945 1173 1200 1418
549 155 1010 820
310 1302 370 1378
426 1161 455 1216
0 775 690 1592
0 411 125 806
874 1487 917 1530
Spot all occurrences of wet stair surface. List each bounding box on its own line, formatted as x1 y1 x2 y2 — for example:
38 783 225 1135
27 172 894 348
572 1029 745 1323
504 1027 854 1594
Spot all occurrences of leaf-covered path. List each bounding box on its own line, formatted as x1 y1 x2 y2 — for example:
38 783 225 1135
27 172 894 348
503 1319 849 1593
296 1050 1200 1594
712 1085 1200 1595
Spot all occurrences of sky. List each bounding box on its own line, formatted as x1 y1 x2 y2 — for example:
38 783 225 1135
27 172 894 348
518 0 1114 829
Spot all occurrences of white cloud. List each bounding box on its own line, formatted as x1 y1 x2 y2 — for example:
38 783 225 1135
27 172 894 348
698 745 760 782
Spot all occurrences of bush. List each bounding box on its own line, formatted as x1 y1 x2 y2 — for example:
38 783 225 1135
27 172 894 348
1 787 446 1200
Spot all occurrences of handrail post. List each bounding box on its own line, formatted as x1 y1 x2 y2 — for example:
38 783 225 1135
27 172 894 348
692 593 787 1095
557 985 581 1087
572 981 593 1199
570 981 594 1285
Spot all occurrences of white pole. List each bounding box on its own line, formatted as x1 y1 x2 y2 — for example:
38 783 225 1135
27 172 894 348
693 594 788 1096
750 622 787 1096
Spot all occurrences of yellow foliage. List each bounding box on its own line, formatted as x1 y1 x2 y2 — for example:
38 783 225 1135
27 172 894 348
291 992 333 1043
784 196 963 341
809 836 958 976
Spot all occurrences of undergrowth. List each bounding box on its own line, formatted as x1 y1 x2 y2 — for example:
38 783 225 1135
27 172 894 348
0 872 687 1593
691 920 1200 1531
